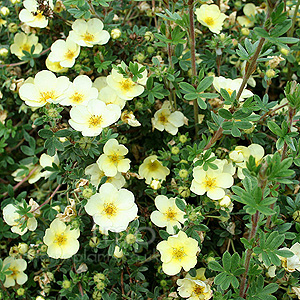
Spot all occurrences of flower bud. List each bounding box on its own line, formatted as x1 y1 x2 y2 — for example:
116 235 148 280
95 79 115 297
147 46 155 54
178 186 190 198
92 291 102 300
266 69 276 78
83 188 93 199
179 135 187 144
125 233 136 244
171 146 180 155
89 236 100 248
8 23 18 33
0 7 9 16
150 179 161 190
241 28 250 36
96 281 106 290
47 108 59 118
62 280 71 289
160 280 167 287
219 195 232 208
144 31 154 41
17 288 25 296
179 169 189 178
113 245 124 258
40 245 48 252
18 243 29 254
0 48 8 57
27 249 36 260
111 28 121 39
293 211 300 223
94 273 106 282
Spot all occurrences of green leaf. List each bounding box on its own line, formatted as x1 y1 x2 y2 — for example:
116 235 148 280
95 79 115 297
179 82 196 93
218 109 232 120
208 261 224 272
267 121 283 136
197 98 207 109
38 129 54 139
222 251 231 272
197 76 213 93
175 198 186 212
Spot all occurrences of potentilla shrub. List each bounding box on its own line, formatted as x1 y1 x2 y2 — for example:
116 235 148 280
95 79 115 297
1 0 300 299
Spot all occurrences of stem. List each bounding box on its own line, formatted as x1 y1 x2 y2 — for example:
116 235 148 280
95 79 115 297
188 0 199 138
288 0 300 37
239 210 260 298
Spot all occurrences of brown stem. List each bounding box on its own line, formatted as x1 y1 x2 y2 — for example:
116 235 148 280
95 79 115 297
259 102 288 122
239 210 260 298
32 184 62 212
188 0 199 138
1 166 39 198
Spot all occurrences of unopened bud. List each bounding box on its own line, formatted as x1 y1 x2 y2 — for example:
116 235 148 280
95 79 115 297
111 28 121 39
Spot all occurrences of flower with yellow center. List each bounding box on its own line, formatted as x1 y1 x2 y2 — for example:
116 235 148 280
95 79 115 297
213 76 253 101
237 3 256 28
61 75 98 106
106 63 148 100
191 165 234 200
69 99 121 136
12 163 42 184
48 37 80 68
19 0 53 28
19 70 70 107
3 257 28 288
157 231 199 276
10 32 42 59
45 57 68 73
278 243 300 272
177 268 212 300
68 18 110 47
150 195 186 234
3 203 37 235
85 163 126 189
138 155 170 184
152 101 186 135
195 4 227 34
40 153 59 179
121 110 141 127
97 139 130 177
85 183 138 233
43 218 80 259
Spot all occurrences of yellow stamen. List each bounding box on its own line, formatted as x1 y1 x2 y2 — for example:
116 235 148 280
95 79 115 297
165 208 177 220
54 233 67 246
40 91 56 103
204 176 216 189
204 17 215 26
103 203 117 217
65 49 76 60
88 115 102 127
193 284 205 296
148 161 160 171
120 78 134 91
82 33 94 42
172 247 185 260
70 92 84 104
225 88 234 96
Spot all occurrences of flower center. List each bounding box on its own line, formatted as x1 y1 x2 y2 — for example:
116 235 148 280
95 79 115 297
22 44 30 52
120 78 134 91
225 88 234 96
82 32 94 42
159 114 168 124
165 208 177 220
54 233 67 246
70 92 84 104
34 11 44 20
65 49 76 60
9 267 19 277
204 17 215 26
109 153 123 164
103 203 117 217
172 247 185 260
40 90 56 103
88 115 102 127
193 284 205 296
204 176 216 189
148 161 160 171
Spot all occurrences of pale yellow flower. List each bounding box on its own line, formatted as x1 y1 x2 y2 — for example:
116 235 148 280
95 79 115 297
68 18 110 47
85 163 126 189
177 268 212 300
113 245 124 258
84 183 138 233
43 218 80 259
3 257 28 287
61 75 98 106
48 37 80 68
45 57 68 73
3 203 37 235
10 32 42 59
106 63 148 100
191 165 234 200
121 110 141 127
19 0 53 28
157 231 199 275
12 163 42 184
19 70 70 107
150 195 186 234
213 76 253 101
138 155 170 184
237 3 256 28
152 101 185 135
195 4 227 34
40 153 59 178
68 99 121 136
278 243 300 272
97 139 130 177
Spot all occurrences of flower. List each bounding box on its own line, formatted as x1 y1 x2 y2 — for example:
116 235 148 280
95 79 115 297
96 139 130 177
113 246 124 258
93 77 126 109
85 163 126 189
68 18 110 47
3 203 37 235
45 57 68 73
19 70 70 107
278 242 300 272
84 183 138 233
195 4 227 34
12 163 42 184
152 101 185 135
40 153 59 178
48 37 80 68
229 144 264 179
237 3 256 28
157 231 199 275
61 75 98 106
3 257 28 287
106 63 148 100
138 155 170 184
213 76 253 101
177 268 212 300
56 199 77 223
121 110 141 127
10 32 42 59
150 195 186 234
19 0 53 28
111 28 121 39
191 164 234 200
43 218 80 259
69 99 121 136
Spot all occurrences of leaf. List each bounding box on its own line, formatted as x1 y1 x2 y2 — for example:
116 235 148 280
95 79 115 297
222 251 231 272
175 198 186 211
179 82 196 93
38 129 54 139
197 76 214 93
218 109 232 120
